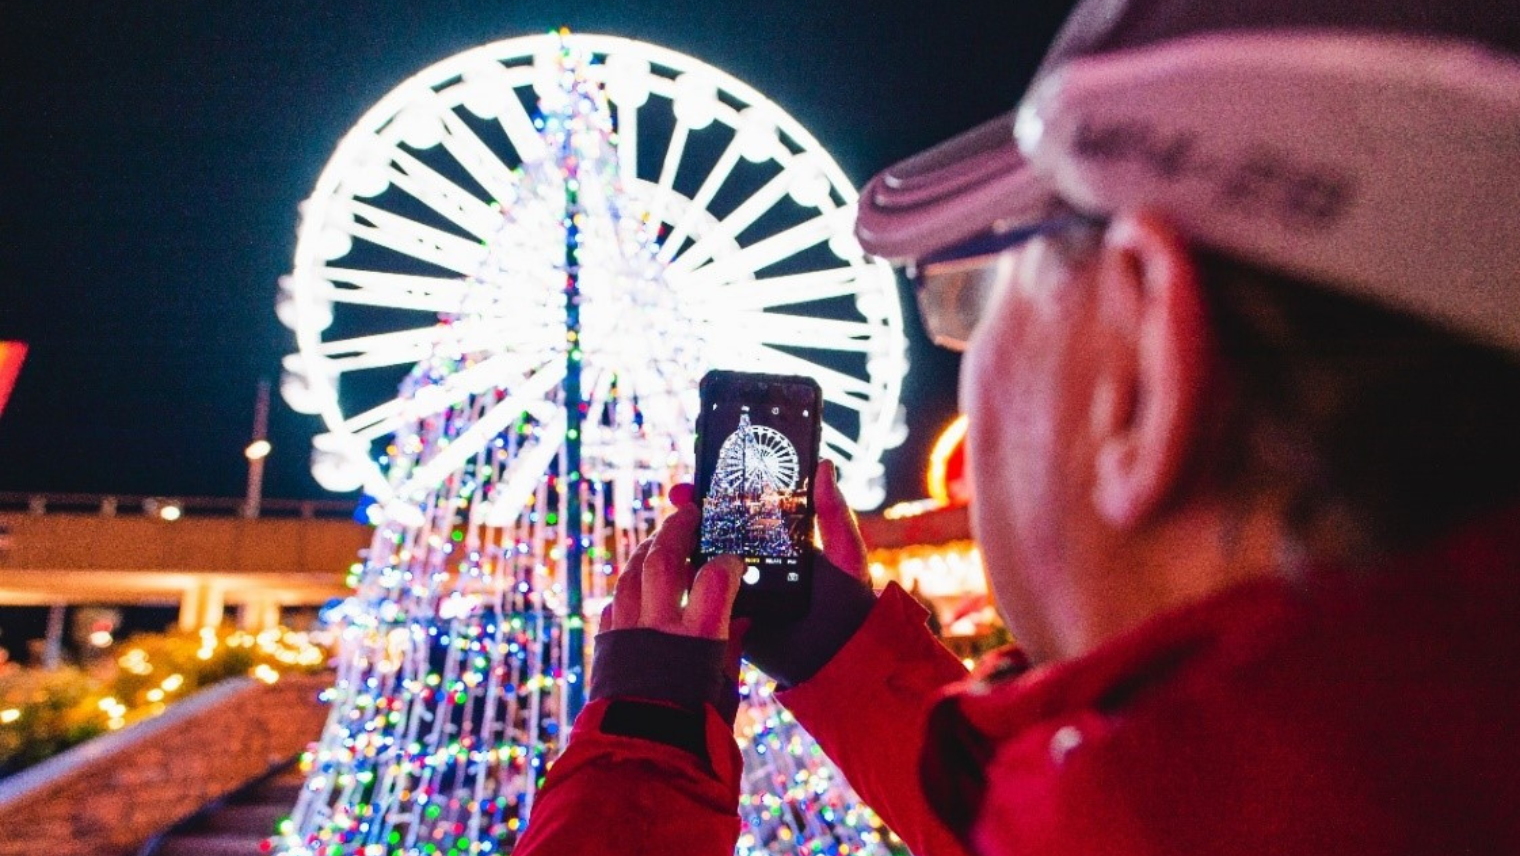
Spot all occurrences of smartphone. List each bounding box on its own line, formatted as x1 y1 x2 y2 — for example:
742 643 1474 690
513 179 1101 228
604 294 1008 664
691 370 823 620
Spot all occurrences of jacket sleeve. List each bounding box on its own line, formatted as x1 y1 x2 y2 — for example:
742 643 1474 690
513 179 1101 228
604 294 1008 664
777 583 974 856
514 698 743 856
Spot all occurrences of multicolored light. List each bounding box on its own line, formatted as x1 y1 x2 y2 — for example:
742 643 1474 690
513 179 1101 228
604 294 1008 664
278 31 900 856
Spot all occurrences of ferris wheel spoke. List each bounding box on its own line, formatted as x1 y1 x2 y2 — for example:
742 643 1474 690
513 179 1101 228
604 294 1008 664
482 411 566 527
494 88 549 165
666 169 791 275
711 313 879 353
387 148 504 240
678 213 839 290
644 122 691 237
577 366 616 432
821 423 863 463
320 322 523 372
346 201 490 275
342 398 409 442
317 325 450 371
821 387 874 413
437 109 524 205
682 268 864 311
321 267 474 314
396 363 568 499
446 350 561 398
731 343 874 402
655 137 744 264
616 105 638 190
399 351 562 431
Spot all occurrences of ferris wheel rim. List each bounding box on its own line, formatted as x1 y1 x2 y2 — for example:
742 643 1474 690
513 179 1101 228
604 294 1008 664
715 423 801 492
285 31 908 509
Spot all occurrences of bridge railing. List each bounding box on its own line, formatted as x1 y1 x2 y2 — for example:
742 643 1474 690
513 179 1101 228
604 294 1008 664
0 492 355 520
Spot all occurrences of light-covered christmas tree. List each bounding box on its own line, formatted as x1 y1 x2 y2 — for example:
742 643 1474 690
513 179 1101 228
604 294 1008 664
736 665 909 856
277 32 909 856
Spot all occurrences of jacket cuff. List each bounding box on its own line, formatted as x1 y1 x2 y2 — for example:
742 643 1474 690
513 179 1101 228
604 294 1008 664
590 628 740 725
558 697 745 789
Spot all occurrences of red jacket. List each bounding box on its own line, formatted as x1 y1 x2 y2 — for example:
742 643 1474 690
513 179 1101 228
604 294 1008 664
517 509 1520 855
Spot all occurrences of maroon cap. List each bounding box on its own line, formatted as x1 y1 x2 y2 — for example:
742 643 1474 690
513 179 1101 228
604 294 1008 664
856 0 1520 352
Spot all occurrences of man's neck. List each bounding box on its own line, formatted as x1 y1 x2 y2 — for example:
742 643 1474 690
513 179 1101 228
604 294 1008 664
1056 498 1288 661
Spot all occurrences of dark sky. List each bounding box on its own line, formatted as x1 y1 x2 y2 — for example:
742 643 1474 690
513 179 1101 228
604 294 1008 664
0 1 1075 505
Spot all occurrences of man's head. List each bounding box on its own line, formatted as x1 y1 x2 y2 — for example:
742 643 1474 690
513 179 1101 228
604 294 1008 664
856 0 1520 660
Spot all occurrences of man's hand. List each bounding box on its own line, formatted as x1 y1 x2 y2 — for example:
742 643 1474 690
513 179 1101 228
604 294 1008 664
600 501 744 640
814 459 869 583
741 460 880 687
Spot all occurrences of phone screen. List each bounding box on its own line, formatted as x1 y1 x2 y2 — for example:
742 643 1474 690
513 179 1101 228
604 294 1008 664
693 370 822 618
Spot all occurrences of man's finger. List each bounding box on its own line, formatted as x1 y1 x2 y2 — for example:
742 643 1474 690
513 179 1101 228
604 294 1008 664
598 602 615 633
641 504 699 629
815 460 868 579
612 538 652 630
685 556 743 640
668 481 695 507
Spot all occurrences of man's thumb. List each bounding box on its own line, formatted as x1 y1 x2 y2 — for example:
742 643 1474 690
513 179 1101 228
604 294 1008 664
686 555 743 639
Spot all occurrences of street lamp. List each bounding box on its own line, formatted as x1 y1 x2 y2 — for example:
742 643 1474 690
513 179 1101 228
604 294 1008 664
244 381 270 518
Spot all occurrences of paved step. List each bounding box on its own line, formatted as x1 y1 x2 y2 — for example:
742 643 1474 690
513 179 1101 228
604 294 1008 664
205 803 289 835
248 779 304 805
145 759 302 856
155 832 270 856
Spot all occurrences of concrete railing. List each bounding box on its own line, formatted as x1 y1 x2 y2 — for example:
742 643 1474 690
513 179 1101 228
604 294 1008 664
0 673 330 856
0 492 355 520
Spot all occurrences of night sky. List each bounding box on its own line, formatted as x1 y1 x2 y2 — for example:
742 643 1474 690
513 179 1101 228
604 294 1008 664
0 1 1075 506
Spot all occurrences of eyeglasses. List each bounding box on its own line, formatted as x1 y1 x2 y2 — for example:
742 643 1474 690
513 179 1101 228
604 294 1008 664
907 212 1101 351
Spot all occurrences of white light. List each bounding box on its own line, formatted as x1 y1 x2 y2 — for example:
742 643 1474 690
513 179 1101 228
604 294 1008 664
532 49 571 109
828 224 865 262
787 154 831 208
460 62 510 119
281 355 337 416
245 439 272 461
311 433 368 493
867 352 901 380
316 226 352 261
438 592 478 620
382 502 427 529
277 276 334 332
344 136 393 198
736 106 777 163
854 289 887 321
854 481 887 510
1013 100 1045 157
603 53 651 108
347 164 391 199
159 505 182 522
885 404 910 450
312 452 365 492
0 709 19 724
88 630 114 648
395 102 445 150
672 71 718 129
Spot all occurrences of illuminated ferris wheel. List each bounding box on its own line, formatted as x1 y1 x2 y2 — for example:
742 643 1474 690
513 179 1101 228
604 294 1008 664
277 32 908 510
713 418 800 497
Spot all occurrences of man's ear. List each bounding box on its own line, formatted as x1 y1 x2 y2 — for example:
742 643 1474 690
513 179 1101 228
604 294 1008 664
1089 212 1210 529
